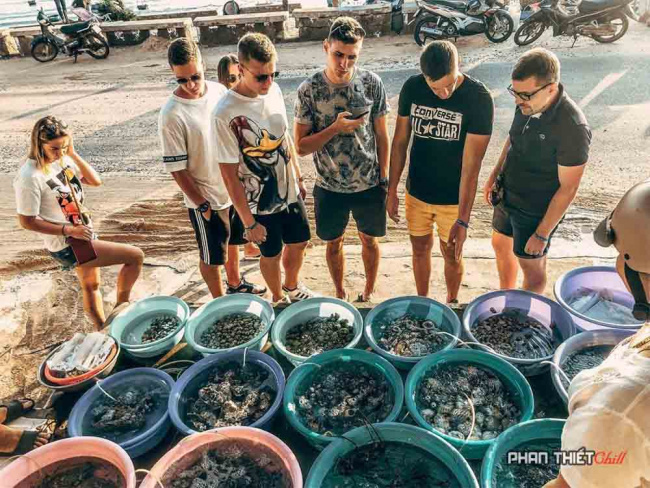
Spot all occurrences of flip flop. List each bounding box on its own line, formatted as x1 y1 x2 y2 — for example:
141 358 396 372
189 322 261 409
0 399 36 424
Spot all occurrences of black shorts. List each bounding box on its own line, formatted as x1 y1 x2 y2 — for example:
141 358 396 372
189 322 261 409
492 204 560 259
188 207 231 265
228 206 248 246
255 199 311 258
313 185 387 241
50 246 78 270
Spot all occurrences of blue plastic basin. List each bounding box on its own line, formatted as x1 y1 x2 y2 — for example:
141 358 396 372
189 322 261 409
364 295 461 370
405 349 535 460
551 328 633 406
168 349 285 436
481 418 566 488
109 296 190 359
463 290 575 376
305 423 479 487
271 297 364 367
554 266 643 332
68 368 174 456
184 295 274 357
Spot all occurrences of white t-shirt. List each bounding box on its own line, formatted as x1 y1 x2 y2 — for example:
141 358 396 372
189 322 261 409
561 338 650 488
158 80 231 210
14 157 88 253
214 83 298 216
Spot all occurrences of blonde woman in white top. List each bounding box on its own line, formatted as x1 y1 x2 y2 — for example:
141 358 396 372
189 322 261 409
14 116 144 330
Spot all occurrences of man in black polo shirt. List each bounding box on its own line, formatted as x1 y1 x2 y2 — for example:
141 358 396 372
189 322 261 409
388 41 493 302
484 48 591 293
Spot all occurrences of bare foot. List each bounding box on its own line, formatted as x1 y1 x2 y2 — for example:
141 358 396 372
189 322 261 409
335 289 349 301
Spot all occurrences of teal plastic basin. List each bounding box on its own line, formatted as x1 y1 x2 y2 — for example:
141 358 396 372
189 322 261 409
481 418 566 488
109 296 190 359
405 349 535 460
271 297 364 367
364 295 461 370
305 423 479 487
284 349 404 451
184 294 274 357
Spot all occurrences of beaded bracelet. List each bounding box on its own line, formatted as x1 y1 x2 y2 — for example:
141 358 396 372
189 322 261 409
455 219 469 229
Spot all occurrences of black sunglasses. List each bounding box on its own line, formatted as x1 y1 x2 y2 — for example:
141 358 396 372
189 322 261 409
176 73 203 85
242 65 279 83
507 82 552 101
40 117 68 136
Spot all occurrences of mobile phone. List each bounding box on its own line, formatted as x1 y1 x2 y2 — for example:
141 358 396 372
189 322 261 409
348 110 370 120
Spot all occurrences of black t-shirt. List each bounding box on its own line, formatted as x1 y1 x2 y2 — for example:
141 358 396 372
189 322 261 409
398 73 494 205
503 84 591 217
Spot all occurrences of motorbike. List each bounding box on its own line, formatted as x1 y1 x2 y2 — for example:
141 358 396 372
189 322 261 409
515 0 634 46
411 0 515 46
31 8 110 63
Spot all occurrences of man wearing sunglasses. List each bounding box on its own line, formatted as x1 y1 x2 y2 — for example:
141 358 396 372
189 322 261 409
216 33 315 305
158 38 265 299
543 181 650 488
484 48 591 293
293 17 390 303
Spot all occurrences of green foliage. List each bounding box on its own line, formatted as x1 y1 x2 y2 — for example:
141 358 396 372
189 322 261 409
97 0 137 21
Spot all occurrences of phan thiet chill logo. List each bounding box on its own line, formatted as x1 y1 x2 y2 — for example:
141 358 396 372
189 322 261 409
507 447 628 467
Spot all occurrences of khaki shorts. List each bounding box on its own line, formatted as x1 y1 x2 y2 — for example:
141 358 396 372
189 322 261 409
405 192 459 243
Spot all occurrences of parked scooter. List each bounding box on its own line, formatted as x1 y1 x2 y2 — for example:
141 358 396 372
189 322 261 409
31 8 110 63
411 0 515 45
515 0 634 45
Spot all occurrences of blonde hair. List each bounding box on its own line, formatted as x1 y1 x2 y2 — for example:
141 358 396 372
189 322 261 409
28 116 70 171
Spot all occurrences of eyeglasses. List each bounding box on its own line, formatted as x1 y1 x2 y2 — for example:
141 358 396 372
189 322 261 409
241 65 279 83
176 73 203 85
507 83 552 101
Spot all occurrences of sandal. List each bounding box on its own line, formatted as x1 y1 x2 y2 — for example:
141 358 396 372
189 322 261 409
0 399 36 425
0 427 51 455
226 279 267 296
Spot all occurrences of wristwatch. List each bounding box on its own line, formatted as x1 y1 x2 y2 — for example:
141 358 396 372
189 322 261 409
198 201 211 213
379 177 389 188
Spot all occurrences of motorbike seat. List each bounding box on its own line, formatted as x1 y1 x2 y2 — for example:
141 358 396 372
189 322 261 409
578 0 624 14
423 0 468 10
60 21 91 35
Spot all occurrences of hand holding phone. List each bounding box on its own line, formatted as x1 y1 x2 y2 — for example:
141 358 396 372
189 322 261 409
348 110 370 120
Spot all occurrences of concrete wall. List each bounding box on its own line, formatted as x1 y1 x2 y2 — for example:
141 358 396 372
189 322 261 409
292 5 392 42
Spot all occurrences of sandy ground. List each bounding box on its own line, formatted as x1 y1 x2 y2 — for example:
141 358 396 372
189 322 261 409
0 24 648 400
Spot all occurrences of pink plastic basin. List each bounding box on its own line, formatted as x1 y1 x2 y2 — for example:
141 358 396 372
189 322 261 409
140 426 302 488
0 437 136 488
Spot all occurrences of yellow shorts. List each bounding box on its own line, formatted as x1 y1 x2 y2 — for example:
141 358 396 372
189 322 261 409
405 192 459 243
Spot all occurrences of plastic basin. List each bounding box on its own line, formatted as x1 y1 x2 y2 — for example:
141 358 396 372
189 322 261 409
554 266 644 332
109 296 190 359
184 294 274 357
271 297 364 366
68 368 174 457
44 343 118 386
481 418 566 488
139 427 303 488
37 341 120 393
284 348 405 451
463 290 576 376
364 295 461 370
305 423 479 488
169 349 285 436
0 437 136 487
551 328 633 406
405 349 535 460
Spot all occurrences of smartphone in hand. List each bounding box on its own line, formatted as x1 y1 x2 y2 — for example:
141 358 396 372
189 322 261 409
348 110 370 120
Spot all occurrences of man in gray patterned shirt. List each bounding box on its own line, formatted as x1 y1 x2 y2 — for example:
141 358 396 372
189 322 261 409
294 16 390 302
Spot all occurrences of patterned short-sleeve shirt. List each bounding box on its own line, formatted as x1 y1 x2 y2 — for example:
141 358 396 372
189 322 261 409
294 69 389 193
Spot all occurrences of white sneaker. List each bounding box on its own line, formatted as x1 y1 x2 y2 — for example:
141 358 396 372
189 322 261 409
282 282 317 302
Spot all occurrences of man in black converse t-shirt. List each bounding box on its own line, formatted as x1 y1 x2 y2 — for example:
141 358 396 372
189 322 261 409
388 41 493 302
